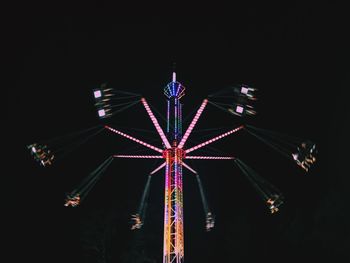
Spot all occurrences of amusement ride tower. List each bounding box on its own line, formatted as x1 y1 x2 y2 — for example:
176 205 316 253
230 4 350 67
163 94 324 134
162 72 186 263
28 70 317 263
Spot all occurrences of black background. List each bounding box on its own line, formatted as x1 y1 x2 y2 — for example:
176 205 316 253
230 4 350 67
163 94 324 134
8 2 349 263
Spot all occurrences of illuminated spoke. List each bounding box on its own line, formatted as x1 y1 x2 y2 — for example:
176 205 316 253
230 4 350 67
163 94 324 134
105 125 163 153
113 155 163 159
178 99 208 149
185 156 235 160
182 162 198 174
141 98 172 149
185 126 244 154
150 162 167 175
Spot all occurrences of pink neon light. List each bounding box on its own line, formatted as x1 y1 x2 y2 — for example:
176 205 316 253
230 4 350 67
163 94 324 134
185 156 236 160
98 109 106 117
182 162 198 174
185 125 244 154
236 105 244 113
241 87 249 94
141 98 172 149
178 99 208 149
150 162 166 175
113 155 163 159
105 126 163 153
94 90 102 98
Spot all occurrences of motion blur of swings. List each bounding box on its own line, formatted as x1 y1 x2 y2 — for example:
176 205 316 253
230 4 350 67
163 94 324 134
27 143 55 167
235 159 284 214
244 126 318 173
208 85 258 118
27 83 142 207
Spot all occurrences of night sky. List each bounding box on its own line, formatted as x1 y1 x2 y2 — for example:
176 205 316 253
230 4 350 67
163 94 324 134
8 3 349 263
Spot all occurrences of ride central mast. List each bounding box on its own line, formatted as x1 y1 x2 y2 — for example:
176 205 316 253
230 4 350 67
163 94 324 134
163 72 186 263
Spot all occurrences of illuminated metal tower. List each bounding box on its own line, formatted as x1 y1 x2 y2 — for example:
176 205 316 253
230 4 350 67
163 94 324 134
30 66 315 263
59 72 246 262
99 73 241 262
163 72 186 263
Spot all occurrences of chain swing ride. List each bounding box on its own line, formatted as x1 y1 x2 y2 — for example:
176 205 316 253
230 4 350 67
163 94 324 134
28 71 317 263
